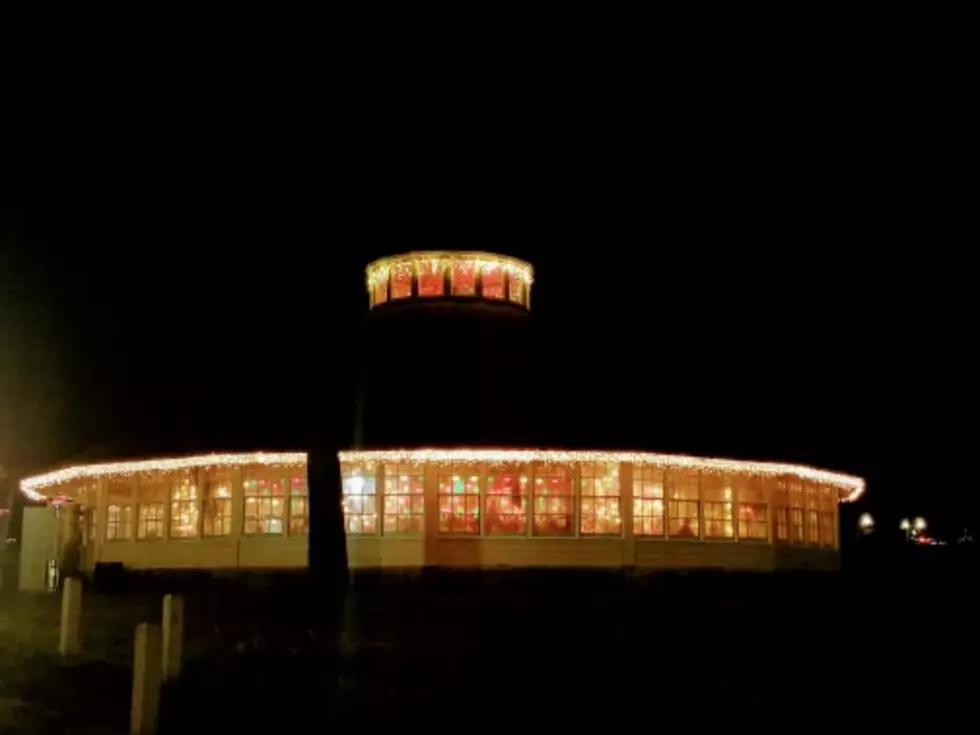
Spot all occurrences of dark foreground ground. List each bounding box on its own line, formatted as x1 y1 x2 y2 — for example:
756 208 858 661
1 547 975 733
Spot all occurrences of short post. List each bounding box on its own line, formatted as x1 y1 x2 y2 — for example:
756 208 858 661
161 593 185 681
131 622 162 735
59 576 83 656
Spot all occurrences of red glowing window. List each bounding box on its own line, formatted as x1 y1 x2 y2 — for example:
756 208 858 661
391 263 413 299
452 261 476 296
532 464 573 536
418 261 444 297
481 264 504 299
486 464 528 535
373 278 388 306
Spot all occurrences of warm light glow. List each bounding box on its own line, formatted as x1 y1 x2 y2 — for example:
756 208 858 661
900 518 911 531
365 251 534 307
913 516 927 532
21 447 865 506
858 512 875 530
338 449 865 502
20 452 308 500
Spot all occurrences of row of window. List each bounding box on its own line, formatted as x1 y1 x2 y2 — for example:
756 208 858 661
371 259 529 307
342 463 838 545
76 466 308 542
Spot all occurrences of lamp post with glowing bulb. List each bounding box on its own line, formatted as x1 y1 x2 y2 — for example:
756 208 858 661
900 518 911 541
858 512 875 535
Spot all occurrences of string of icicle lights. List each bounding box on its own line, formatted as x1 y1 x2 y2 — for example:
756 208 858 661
20 448 865 503
365 251 535 291
19 452 308 502
343 449 865 502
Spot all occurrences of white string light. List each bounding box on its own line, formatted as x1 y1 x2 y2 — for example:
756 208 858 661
339 448 865 502
20 448 865 503
20 452 308 500
365 251 535 291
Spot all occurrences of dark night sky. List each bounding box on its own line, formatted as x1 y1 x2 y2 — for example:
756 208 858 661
1 121 977 537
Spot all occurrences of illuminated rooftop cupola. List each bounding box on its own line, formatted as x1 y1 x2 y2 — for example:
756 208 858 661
365 251 535 310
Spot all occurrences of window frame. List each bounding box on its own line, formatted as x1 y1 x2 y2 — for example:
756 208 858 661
243 466 288 536
202 468 234 538
484 463 530 537
666 470 700 539
633 465 666 538
531 463 574 537
137 474 168 540
437 465 481 536
701 474 734 540
579 462 622 537
341 463 379 536
382 462 425 536
169 470 200 539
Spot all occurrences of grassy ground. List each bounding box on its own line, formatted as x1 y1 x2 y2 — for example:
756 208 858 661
1 554 977 733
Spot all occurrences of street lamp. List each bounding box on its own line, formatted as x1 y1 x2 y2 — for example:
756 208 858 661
858 512 875 534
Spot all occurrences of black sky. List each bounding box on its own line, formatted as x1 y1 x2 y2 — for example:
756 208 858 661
1 121 977 537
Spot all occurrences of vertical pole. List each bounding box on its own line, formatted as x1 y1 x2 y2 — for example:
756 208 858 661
95 476 108 566
59 576 83 656
375 463 387 537
131 622 162 735
162 594 185 681
231 466 244 569
621 462 635 568
424 463 439 566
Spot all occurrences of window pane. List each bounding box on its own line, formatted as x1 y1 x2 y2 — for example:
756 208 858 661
341 462 377 535
508 277 525 306
667 470 699 537
633 465 665 537
373 277 388 306
701 474 733 538
203 469 233 537
383 463 425 535
170 470 199 538
437 465 480 534
736 475 767 540
789 482 805 542
418 260 444 297
289 472 309 535
580 463 621 536
819 487 836 547
137 473 167 539
107 503 134 541
486 464 528 535
533 464 572 536
244 466 288 535
482 263 504 299
391 262 413 299
772 480 790 542
452 260 477 296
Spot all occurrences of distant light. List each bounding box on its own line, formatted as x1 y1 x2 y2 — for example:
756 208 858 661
900 518 911 531
914 516 928 532
858 512 875 530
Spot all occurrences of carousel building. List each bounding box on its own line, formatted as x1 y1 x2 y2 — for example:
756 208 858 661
16 251 865 583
